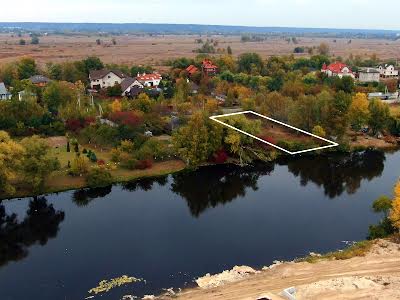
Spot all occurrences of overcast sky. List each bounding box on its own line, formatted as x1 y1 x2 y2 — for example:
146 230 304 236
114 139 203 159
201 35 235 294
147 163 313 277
3 0 400 30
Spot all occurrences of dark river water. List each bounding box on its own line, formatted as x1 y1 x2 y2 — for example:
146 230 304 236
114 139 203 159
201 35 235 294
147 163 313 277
1 150 399 300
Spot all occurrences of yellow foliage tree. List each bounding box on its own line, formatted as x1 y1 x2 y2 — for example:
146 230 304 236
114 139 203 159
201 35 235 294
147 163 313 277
0 131 25 195
349 93 370 131
110 99 122 112
389 180 400 230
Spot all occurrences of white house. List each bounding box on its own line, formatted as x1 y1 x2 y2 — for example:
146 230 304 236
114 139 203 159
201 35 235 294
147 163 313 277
377 64 398 78
321 62 355 79
120 77 144 96
136 72 162 88
89 69 128 89
358 68 380 83
0 82 11 100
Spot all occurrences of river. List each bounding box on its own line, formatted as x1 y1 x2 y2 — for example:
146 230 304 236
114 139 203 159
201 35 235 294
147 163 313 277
0 150 399 300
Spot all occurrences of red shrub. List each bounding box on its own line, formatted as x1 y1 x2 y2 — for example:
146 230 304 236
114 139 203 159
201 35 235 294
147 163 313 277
97 160 105 166
212 149 228 164
84 116 96 126
136 159 153 170
257 135 277 150
109 111 143 128
66 119 84 132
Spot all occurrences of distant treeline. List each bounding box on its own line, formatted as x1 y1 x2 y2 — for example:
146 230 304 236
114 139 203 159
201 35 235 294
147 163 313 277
0 22 399 39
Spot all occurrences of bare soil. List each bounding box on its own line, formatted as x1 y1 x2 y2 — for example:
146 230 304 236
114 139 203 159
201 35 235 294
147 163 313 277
171 239 400 300
1 34 400 67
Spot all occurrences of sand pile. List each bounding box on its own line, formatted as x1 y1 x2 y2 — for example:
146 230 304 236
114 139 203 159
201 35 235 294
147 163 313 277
195 265 259 289
295 276 400 300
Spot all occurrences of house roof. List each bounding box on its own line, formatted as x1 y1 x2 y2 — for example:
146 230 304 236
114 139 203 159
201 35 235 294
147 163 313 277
29 75 51 84
128 86 144 98
323 62 353 74
202 59 218 70
89 69 127 80
0 82 9 95
359 67 380 74
186 65 199 75
136 73 162 82
121 77 140 92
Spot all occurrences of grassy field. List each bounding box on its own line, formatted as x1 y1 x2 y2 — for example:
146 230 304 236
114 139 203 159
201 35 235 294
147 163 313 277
1 33 400 67
1 141 185 199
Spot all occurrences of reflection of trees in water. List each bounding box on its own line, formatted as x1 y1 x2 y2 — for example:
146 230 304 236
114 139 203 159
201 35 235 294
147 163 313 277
0 197 65 267
72 186 112 207
122 176 168 192
171 163 274 217
284 150 386 198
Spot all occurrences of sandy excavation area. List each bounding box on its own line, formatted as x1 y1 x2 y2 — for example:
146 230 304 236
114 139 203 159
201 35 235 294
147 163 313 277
168 239 400 300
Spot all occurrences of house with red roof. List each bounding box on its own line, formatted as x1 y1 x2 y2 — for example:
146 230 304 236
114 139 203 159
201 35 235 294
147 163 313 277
321 62 355 79
202 59 218 76
136 72 162 88
186 65 199 77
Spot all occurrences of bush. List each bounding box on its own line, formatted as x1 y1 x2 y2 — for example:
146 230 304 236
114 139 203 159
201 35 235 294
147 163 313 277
70 155 89 176
135 159 153 170
212 149 228 164
86 167 112 188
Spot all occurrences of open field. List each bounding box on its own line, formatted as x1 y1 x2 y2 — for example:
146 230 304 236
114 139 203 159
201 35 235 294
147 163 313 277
1 33 400 67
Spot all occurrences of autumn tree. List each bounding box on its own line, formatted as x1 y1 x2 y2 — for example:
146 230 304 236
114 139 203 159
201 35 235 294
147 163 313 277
260 92 291 121
173 112 222 166
368 99 390 134
0 131 25 195
134 93 152 113
20 136 60 192
390 180 400 230
111 99 122 112
43 81 77 112
223 115 261 165
238 53 263 74
17 57 37 80
349 93 370 131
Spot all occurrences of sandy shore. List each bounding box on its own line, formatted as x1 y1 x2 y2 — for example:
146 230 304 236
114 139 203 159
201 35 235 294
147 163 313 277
166 239 400 300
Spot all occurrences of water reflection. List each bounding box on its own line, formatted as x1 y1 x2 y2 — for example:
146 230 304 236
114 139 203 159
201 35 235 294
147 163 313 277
72 186 112 206
122 176 168 192
0 197 65 267
171 163 275 217
284 150 386 198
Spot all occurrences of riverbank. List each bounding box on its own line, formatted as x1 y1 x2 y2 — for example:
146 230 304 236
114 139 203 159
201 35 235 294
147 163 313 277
0 160 186 200
169 237 400 300
1 135 398 200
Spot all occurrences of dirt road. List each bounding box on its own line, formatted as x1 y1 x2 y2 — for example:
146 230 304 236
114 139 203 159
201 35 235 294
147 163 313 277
171 239 400 300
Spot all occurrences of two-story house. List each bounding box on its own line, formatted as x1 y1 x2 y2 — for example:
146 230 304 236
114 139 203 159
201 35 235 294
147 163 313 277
377 64 399 78
0 82 12 100
89 69 128 89
321 62 355 79
358 68 380 83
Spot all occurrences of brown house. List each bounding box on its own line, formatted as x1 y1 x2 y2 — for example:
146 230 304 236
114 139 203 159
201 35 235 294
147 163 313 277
29 75 51 87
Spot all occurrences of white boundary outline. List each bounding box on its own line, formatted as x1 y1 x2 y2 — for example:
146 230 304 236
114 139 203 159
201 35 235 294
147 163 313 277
209 111 339 155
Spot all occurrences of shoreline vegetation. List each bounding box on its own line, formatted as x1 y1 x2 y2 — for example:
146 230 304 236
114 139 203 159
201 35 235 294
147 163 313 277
1 142 398 200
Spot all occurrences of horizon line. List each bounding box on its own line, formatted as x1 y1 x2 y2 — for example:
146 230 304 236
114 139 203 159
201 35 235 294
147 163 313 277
0 21 399 33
